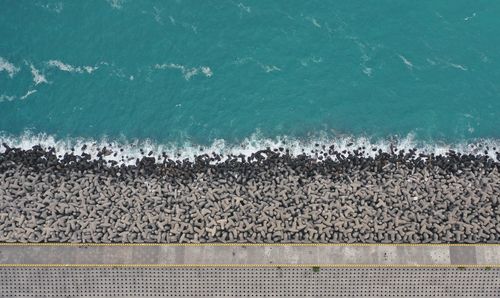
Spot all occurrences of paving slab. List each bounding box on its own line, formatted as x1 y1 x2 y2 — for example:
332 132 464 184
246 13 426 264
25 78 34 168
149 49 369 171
2 267 500 297
1 244 500 267
449 246 477 264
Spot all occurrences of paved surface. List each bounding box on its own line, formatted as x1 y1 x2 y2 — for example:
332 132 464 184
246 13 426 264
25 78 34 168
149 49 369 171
2 244 499 297
1 267 499 297
1 244 500 266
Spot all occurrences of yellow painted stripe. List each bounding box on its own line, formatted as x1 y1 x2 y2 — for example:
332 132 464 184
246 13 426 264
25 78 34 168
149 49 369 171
0 242 499 247
0 263 498 268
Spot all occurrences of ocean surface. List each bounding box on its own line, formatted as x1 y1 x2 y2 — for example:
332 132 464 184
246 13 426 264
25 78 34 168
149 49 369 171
1 1 500 160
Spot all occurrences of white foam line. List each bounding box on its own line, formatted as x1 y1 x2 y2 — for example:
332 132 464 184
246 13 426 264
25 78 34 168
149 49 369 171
29 64 48 85
152 6 163 24
20 90 37 100
398 54 414 69
38 2 63 13
258 63 281 73
311 18 321 28
1 132 499 166
201 66 213 77
305 16 322 28
154 63 213 80
464 12 476 21
237 2 251 13
300 56 323 67
168 15 176 25
0 57 20 78
449 63 468 71
106 0 125 9
362 67 373 77
0 94 16 102
46 60 99 74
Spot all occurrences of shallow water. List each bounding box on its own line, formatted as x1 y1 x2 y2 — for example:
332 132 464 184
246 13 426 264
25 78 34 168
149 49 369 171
1 1 500 153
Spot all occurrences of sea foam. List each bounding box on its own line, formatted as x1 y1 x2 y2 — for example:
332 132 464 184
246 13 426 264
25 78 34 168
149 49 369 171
1 132 499 166
154 63 213 80
0 94 15 102
106 0 126 9
46 60 99 74
0 57 20 78
28 63 48 85
20 90 37 100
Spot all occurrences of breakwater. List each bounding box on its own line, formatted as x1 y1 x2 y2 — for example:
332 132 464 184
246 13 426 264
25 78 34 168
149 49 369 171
0 143 499 243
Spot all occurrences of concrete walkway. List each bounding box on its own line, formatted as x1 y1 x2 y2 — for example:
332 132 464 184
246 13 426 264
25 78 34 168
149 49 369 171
1 244 500 267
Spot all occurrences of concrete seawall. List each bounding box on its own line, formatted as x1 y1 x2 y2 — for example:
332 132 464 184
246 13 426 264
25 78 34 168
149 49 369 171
1 244 500 267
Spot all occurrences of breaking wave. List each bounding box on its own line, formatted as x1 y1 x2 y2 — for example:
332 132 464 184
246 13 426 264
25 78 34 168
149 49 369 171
1 132 499 165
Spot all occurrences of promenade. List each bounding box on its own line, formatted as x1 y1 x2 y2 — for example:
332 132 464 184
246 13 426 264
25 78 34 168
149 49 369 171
1 243 499 267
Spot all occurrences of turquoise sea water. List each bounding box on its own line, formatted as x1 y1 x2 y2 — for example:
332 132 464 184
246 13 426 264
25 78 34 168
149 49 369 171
1 1 500 155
